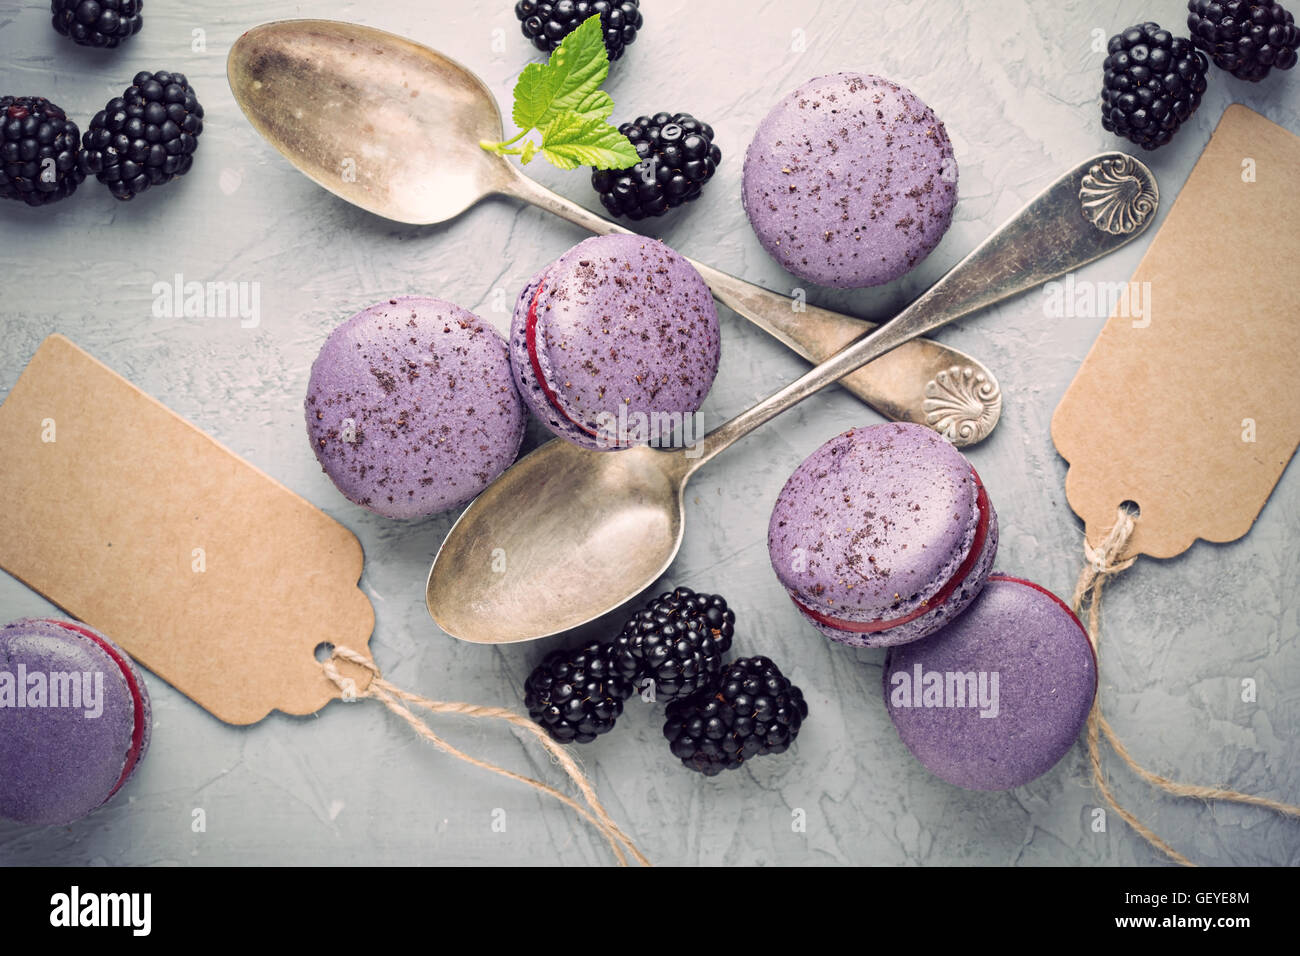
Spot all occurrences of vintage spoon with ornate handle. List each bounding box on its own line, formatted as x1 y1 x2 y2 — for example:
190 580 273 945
227 18 1002 445
425 152 1159 643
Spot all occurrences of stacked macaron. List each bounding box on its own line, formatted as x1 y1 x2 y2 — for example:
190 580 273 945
0 618 152 826
742 73 958 289
509 234 720 450
306 296 527 519
768 423 1095 791
768 423 998 647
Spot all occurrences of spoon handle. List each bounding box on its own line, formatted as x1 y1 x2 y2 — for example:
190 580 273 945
684 152 1159 472
499 167 1002 447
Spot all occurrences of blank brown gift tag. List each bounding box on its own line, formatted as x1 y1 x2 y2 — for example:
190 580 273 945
1053 105 1300 556
0 334 375 724
0 336 647 863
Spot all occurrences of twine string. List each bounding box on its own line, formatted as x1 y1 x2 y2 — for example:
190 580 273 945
321 644 649 867
315 514 1300 869
1070 508 1300 866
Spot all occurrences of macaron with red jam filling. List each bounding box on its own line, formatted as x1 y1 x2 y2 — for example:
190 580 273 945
767 422 998 647
508 234 720 451
0 617 152 826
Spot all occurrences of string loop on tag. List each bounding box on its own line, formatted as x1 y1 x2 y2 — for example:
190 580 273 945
320 644 649 867
1071 508 1300 866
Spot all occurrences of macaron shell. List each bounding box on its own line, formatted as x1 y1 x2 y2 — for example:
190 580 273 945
508 234 719 450
306 296 526 517
805 503 998 648
0 618 152 826
768 423 995 643
742 73 957 288
509 271 595 448
883 576 1097 791
46 619 153 789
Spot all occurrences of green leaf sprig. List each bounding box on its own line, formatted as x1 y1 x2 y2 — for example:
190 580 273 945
481 15 639 171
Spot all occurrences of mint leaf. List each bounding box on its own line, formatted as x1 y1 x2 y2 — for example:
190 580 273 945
541 111 641 170
511 15 608 133
570 88 614 123
482 15 637 173
510 61 555 132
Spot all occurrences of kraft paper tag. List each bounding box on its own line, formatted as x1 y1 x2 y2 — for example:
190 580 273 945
1052 105 1300 558
0 335 375 724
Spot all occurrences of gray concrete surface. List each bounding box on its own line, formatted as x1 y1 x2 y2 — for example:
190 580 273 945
1 0 1297 866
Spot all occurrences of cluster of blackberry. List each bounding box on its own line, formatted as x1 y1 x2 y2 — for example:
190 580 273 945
1 97 84 206
514 0 642 60
50 0 143 49
4 6 204 207
523 587 808 776
662 656 808 777
591 113 721 220
1101 24 1209 150
2 72 203 207
80 71 204 201
1101 4 1297 150
1189 0 1298 79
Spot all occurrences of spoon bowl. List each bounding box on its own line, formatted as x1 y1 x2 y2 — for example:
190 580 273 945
427 441 687 643
227 19 508 224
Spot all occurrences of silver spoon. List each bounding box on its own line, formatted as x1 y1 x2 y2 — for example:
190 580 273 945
425 153 1159 643
227 18 1001 446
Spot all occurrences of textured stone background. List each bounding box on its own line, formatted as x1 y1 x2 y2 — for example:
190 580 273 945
1 0 1297 865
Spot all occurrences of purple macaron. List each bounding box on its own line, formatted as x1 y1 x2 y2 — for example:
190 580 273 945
306 296 526 518
742 73 958 288
508 234 720 451
1 618 152 826
883 575 1098 791
767 423 998 647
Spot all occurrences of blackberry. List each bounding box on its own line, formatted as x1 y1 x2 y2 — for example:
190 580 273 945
1101 23 1209 150
663 657 808 777
80 71 203 200
515 1 642 61
51 0 143 49
607 587 735 701
1188 1 1299 80
592 113 721 220
524 641 634 744
0 97 84 207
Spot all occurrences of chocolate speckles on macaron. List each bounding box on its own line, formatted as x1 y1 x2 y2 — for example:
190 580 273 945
767 422 997 647
305 296 526 519
742 73 958 288
509 234 720 451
